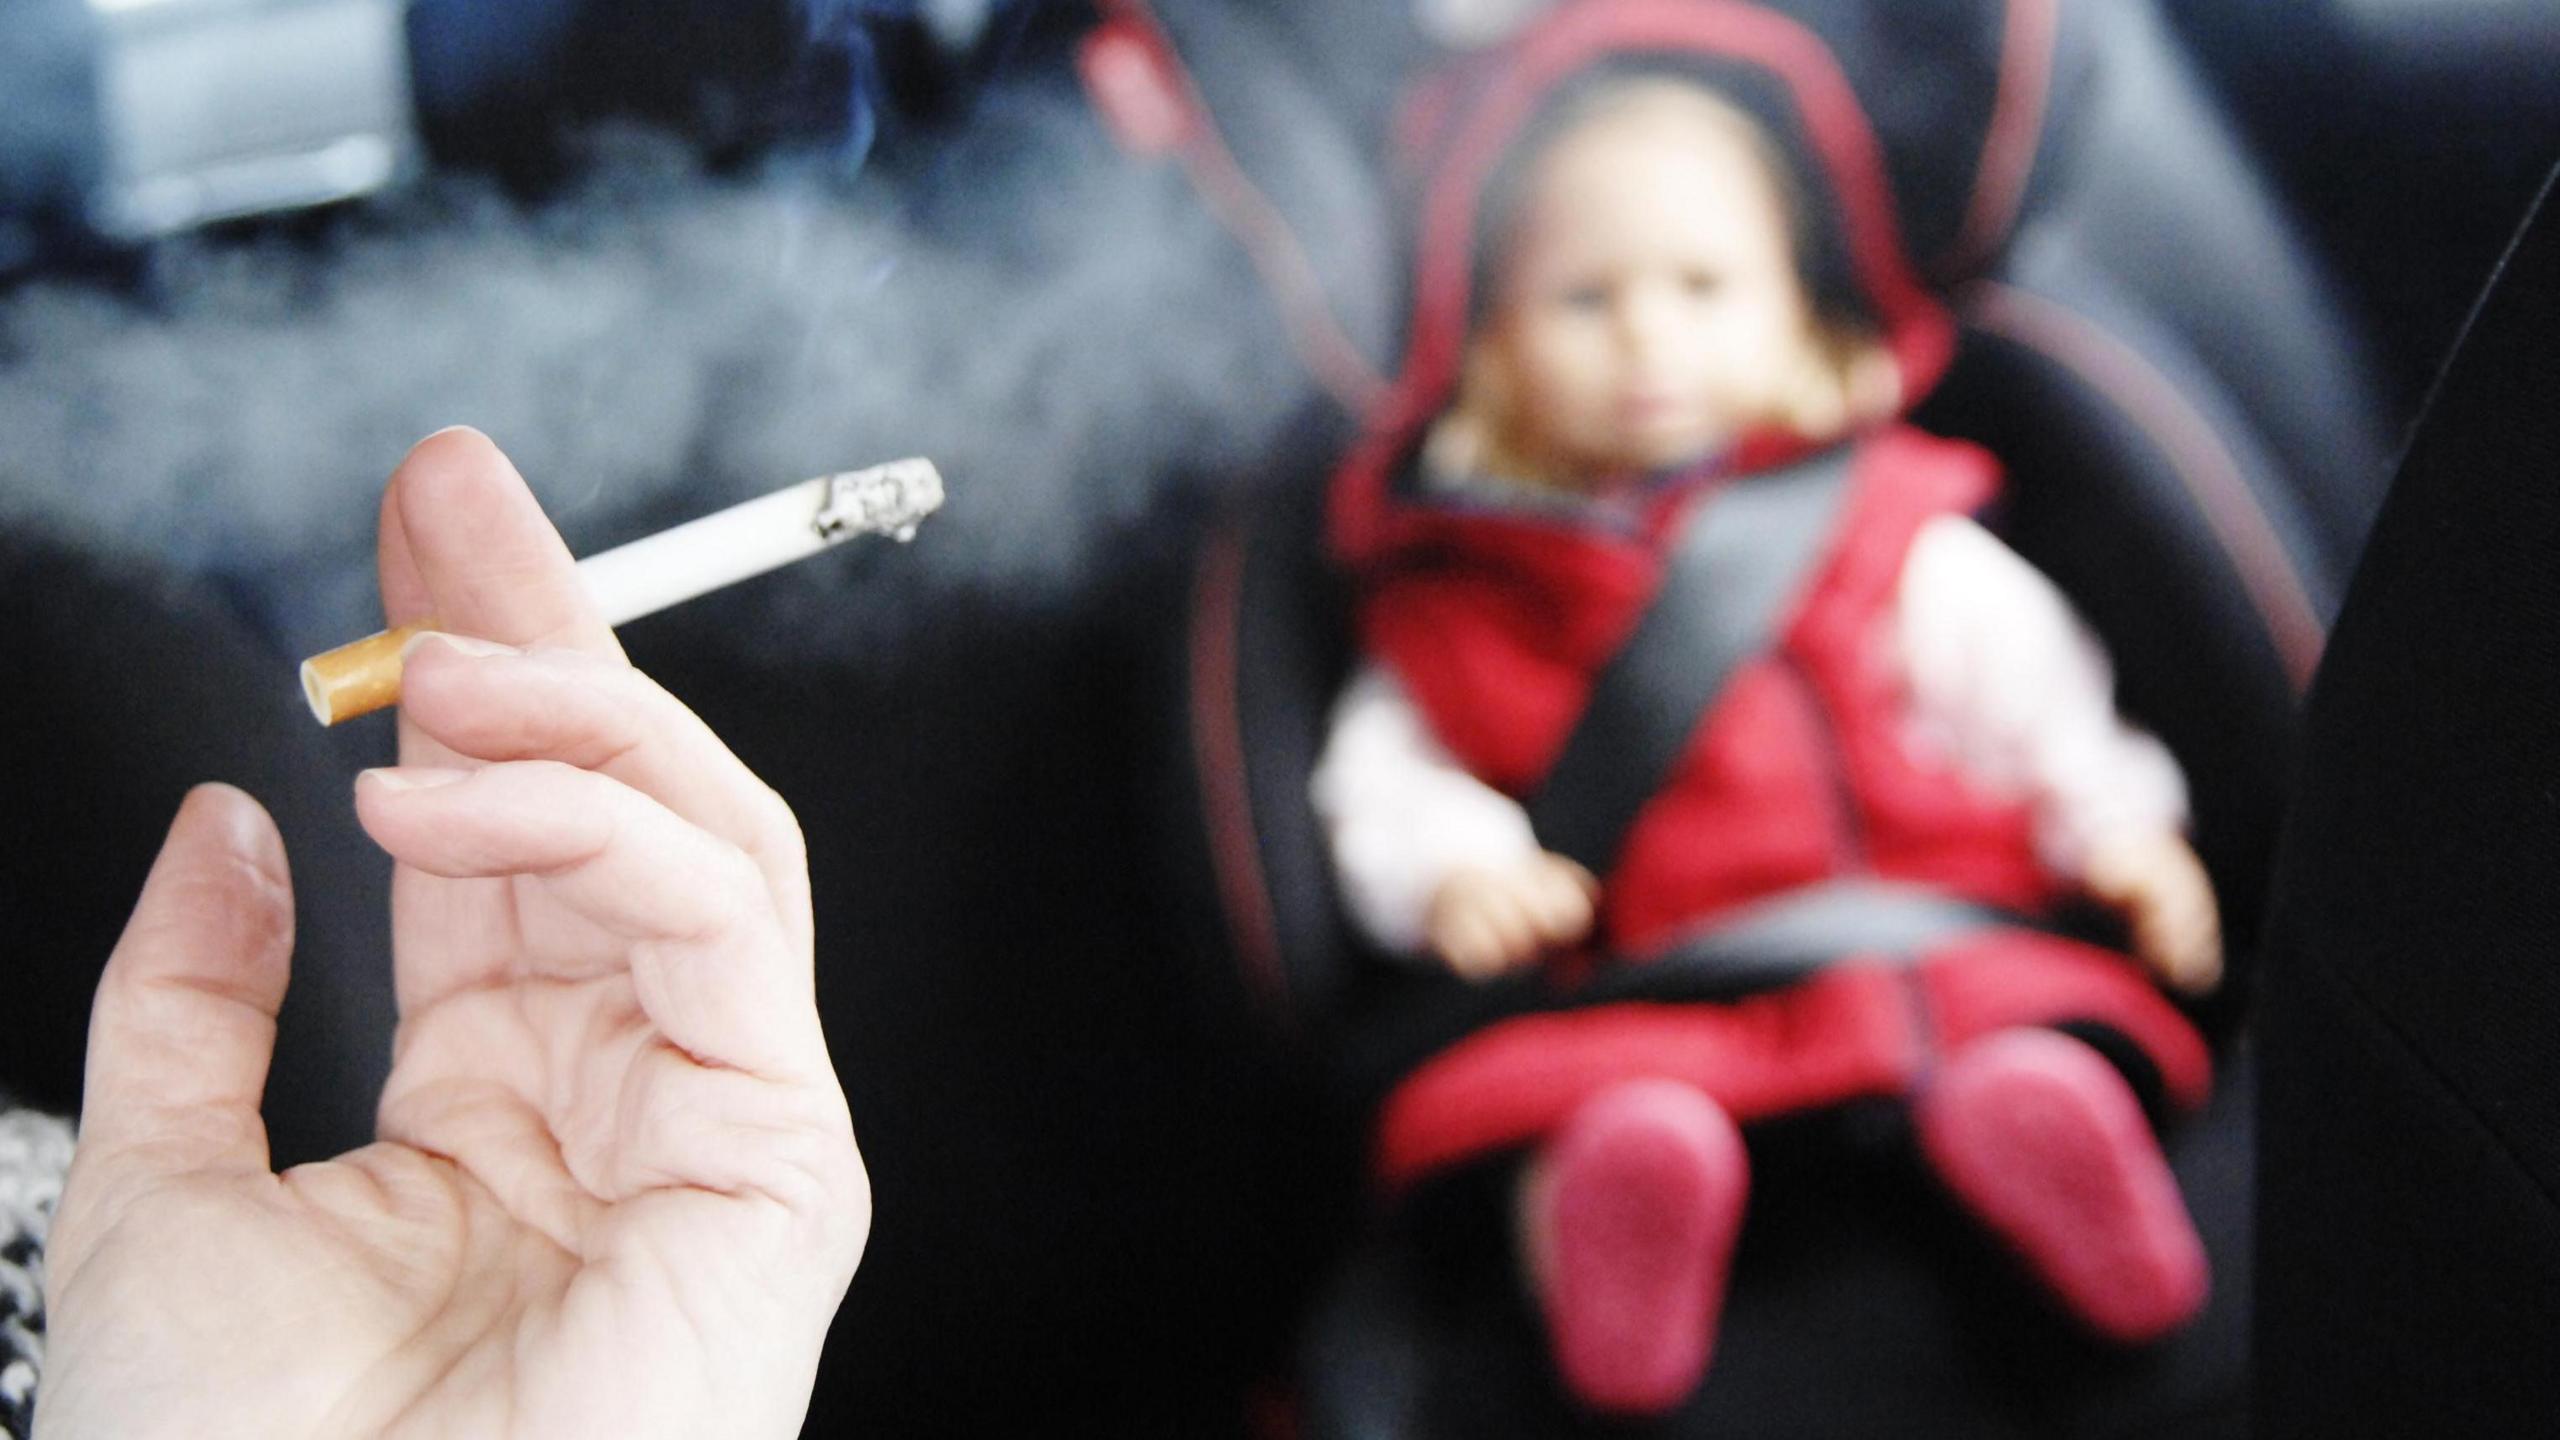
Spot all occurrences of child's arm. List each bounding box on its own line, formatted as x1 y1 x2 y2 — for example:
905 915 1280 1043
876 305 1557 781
1314 665 1598 979
1895 516 2222 994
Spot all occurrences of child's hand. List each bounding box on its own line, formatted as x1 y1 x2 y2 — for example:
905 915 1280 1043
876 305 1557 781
1425 852 1600 981
2083 830 2225 996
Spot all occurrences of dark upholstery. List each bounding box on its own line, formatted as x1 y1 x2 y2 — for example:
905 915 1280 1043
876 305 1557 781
2256 169 2560 1438
2031 0 2393 579
0 536 393 1167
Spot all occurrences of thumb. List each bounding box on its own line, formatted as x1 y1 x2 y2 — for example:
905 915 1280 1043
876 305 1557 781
74 783 294 1179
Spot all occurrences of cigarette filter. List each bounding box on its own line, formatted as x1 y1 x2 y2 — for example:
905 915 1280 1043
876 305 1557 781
300 457 943 725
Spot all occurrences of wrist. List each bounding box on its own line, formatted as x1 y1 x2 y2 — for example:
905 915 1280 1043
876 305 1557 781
2079 827 2182 894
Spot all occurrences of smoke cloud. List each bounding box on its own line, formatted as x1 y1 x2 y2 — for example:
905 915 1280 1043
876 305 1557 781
0 75 1324 662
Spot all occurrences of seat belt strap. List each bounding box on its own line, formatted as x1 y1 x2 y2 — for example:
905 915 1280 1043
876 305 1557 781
1526 446 1859 878
1631 879 2018 994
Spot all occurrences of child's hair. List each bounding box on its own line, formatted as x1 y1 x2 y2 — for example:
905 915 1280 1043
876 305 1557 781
1454 68 1901 463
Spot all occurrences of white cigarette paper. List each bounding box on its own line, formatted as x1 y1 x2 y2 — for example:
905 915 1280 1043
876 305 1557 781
299 457 943 724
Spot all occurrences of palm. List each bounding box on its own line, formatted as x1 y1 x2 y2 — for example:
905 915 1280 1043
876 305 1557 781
52 1131 692 1438
40 433 866 1440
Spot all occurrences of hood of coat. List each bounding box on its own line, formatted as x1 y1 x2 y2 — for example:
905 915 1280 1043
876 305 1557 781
1332 0 1978 565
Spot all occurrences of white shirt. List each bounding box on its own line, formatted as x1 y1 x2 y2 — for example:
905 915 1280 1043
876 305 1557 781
1310 514 2189 956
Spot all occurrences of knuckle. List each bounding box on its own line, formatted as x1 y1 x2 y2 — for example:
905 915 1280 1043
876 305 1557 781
695 850 771 938
645 843 763 943
752 783 807 862
513 756 591 790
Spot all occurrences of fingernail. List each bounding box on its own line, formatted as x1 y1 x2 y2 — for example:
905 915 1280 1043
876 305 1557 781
400 630 518 662
360 766 471 793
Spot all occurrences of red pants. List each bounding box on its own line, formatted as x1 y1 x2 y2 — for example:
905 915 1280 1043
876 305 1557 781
1372 930 2210 1193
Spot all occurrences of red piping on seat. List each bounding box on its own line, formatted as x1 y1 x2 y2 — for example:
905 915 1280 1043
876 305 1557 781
1189 525 1294 1023
1966 281 2327 693
1940 0 2059 279
1093 0 1389 417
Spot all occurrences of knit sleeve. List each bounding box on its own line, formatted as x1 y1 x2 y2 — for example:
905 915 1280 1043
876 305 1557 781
2 1106 74 1440
1312 663 1544 957
1893 515 2192 878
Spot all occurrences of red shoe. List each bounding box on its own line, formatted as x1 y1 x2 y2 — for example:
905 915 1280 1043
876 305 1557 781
1916 1029 2209 1344
1525 1079 1749 1416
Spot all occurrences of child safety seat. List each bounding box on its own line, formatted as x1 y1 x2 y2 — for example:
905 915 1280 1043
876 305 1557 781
1106 1 2382 1434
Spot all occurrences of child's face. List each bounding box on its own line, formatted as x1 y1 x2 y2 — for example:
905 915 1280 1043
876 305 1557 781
1473 91 1823 480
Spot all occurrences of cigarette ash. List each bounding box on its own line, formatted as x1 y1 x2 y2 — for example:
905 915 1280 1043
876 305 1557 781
0 79 1323 667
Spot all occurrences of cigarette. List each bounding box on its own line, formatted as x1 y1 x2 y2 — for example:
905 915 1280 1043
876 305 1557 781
299 457 944 725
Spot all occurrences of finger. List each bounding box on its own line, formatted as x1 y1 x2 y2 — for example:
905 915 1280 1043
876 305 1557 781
2155 940 2213 996
374 477 472 774
380 428 618 781
1450 925 1519 979
2143 910 2220 996
2135 909 2177 974
1436 908 1498 979
1519 866 1573 937
2158 906 2206 962
76 785 292 1177
1549 856 1601 902
1479 891 1540 967
1526 863 1597 944
2174 958 2222 997
355 762 822 1078
379 427 619 655
2175 920 2226 996
398 635 811 941
376 461 431 631
612 1044 863 1224
1433 907 1495 973
2078 840 2145 908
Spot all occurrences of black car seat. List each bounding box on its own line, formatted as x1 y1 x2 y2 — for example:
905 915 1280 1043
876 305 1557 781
2256 168 2560 1439
0 533 395 1168
1106 1 2382 1433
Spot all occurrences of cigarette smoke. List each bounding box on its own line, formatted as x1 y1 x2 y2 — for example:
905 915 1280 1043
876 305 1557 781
0 42 1334 664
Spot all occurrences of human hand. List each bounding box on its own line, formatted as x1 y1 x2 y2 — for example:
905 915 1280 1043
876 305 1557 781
38 430 868 1440
2083 830 2225 997
1424 852 1600 981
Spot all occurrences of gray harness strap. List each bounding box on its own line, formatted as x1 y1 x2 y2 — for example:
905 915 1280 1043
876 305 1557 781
1631 880 2020 994
1525 447 1859 879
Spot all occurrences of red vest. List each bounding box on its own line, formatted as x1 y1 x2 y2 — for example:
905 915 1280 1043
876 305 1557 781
1359 426 2066 957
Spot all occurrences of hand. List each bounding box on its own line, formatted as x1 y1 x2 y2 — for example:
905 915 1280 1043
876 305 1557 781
39 430 868 1440
2083 830 2225 997
1424 852 1600 981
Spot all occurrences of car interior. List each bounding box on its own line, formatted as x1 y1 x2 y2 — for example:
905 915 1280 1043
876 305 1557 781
3 1 2555 1433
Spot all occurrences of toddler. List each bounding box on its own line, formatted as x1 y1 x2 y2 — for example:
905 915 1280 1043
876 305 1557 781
1317 30 2220 1417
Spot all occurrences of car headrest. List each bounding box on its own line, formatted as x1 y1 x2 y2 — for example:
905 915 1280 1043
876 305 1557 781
1082 0 2100 411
